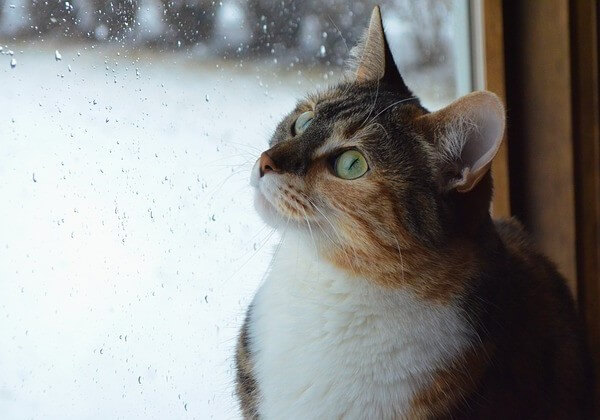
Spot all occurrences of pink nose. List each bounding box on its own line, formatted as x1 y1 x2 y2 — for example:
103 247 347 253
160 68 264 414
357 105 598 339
259 152 279 177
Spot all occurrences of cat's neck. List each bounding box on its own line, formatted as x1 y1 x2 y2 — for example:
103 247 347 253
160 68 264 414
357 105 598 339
253 230 477 418
275 227 487 304
266 229 476 354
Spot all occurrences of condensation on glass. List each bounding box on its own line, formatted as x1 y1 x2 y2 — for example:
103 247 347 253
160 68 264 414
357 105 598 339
0 1 471 418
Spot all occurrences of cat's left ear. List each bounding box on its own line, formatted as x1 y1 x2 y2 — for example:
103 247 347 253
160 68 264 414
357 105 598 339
420 91 505 193
351 6 409 90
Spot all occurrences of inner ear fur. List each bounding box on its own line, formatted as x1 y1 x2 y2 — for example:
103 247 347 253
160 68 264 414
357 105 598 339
353 6 387 82
419 91 505 193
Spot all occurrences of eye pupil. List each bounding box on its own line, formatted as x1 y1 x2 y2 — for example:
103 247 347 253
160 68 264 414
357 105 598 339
334 150 368 180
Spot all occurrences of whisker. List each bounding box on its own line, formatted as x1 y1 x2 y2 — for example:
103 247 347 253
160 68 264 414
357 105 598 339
363 96 418 128
370 122 391 140
300 206 319 261
205 153 257 166
249 222 272 243
210 161 253 169
361 79 381 128
259 213 292 292
327 206 362 266
226 209 291 283
226 227 277 282
303 196 358 271
327 15 350 53
219 139 264 154
208 168 250 197
394 237 406 285
311 217 354 270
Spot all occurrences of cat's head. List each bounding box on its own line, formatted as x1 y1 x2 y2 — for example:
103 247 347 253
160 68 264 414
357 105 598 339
251 6 505 282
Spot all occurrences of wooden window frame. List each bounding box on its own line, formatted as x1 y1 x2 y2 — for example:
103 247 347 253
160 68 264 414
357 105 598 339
474 0 600 408
470 0 511 218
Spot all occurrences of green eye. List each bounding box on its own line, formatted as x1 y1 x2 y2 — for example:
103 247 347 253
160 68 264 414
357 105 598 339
334 150 369 180
293 111 314 135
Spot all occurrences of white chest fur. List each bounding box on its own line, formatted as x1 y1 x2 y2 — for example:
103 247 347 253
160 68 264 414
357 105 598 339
248 235 474 419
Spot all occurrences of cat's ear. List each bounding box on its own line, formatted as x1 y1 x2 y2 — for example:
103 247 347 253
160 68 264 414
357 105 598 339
421 91 505 193
350 6 409 89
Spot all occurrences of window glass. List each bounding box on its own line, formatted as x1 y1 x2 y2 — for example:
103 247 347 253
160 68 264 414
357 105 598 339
0 1 471 417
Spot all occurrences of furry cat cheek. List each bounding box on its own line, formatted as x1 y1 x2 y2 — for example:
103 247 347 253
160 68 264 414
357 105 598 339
253 171 317 227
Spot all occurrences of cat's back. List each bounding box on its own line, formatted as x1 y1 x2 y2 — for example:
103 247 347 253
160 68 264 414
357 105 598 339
494 217 581 316
495 217 553 268
457 218 593 418
493 218 578 297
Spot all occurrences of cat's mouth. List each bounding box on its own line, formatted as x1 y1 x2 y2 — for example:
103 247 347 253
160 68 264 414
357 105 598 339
251 159 316 227
254 181 316 226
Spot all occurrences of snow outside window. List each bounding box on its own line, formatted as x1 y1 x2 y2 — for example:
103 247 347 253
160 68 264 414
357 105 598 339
0 1 471 418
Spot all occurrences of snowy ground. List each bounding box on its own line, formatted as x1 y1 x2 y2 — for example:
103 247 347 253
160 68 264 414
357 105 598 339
0 43 452 419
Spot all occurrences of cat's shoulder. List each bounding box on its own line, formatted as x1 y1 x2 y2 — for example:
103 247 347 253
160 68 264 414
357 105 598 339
493 217 543 265
493 217 531 249
492 217 571 296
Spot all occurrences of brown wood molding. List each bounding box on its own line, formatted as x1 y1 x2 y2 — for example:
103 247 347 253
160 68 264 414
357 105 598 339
482 0 511 218
489 0 599 409
503 0 578 292
570 0 600 406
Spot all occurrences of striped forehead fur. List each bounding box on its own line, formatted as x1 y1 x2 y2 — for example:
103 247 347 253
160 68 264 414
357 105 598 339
312 118 383 159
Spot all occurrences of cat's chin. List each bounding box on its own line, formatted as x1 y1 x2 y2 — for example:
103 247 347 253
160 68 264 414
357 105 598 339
254 190 310 232
253 190 284 228
251 161 311 231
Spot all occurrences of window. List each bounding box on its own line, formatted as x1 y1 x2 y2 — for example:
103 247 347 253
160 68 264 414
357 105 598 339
0 1 472 417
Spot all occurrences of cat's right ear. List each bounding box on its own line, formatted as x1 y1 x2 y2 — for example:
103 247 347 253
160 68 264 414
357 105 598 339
347 6 410 91
419 91 505 193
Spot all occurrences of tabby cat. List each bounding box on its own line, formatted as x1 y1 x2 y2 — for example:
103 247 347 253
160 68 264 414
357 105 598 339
235 6 592 419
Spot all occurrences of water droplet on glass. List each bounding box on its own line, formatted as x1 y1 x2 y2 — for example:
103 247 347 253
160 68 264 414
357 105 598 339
55 50 62 61
10 58 16 68
138 376 142 384
32 173 37 183
320 45 326 57
205 94 210 102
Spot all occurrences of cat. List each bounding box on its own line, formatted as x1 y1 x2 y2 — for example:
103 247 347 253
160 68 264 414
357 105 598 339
235 6 592 419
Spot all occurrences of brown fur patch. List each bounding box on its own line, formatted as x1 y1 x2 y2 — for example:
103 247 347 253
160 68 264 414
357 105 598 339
308 169 477 303
408 341 495 418
235 315 259 419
